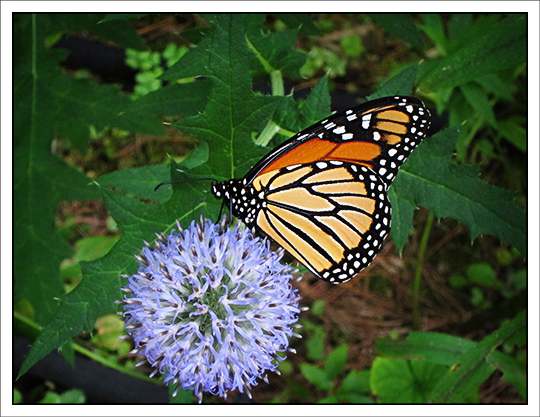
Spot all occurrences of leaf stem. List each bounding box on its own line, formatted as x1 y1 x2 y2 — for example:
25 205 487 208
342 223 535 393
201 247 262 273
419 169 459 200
254 70 284 147
270 70 284 96
255 120 281 147
411 210 434 330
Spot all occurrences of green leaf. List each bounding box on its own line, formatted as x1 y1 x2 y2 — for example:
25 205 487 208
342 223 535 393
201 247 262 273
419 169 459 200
58 388 86 404
132 79 212 118
466 263 499 288
47 13 146 52
387 186 416 253
340 33 364 58
339 370 371 395
274 75 331 135
418 14 447 54
301 75 332 123
13 14 168 326
324 345 348 380
19 183 174 377
172 14 283 180
391 128 526 255
447 14 473 42
375 332 475 366
74 236 121 262
427 311 526 403
13 388 23 404
476 73 516 102
371 358 448 403
460 82 497 128
300 363 333 391
317 395 339 404
90 19 146 51
98 164 172 203
489 350 526 401
14 15 105 324
160 34 213 80
277 14 321 36
511 269 527 291
310 299 326 317
368 63 419 99
419 15 526 91
245 15 307 78
498 116 526 152
369 13 425 50
306 332 325 362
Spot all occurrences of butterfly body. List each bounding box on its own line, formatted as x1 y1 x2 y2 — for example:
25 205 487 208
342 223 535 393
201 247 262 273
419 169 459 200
211 96 430 283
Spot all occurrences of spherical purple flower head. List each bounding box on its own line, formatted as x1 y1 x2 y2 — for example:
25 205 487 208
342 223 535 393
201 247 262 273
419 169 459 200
118 217 301 403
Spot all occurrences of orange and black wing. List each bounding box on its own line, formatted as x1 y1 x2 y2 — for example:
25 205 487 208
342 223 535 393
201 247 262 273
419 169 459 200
250 161 391 283
245 96 430 189
211 96 431 283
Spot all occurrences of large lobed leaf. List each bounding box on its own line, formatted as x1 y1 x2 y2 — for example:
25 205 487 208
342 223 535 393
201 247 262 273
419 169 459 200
170 14 285 180
392 127 526 255
16 14 179 375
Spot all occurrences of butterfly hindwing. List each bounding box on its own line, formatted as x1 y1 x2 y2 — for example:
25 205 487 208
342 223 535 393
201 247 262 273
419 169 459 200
252 161 391 283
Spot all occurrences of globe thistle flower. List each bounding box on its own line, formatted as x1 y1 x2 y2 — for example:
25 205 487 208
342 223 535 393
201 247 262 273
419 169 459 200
117 217 302 403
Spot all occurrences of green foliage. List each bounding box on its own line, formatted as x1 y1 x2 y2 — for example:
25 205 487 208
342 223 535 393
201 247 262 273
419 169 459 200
13 389 23 404
450 261 526 308
372 358 449 403
39 388 86 404
369 14 425 50
126 43 188 97
299 345 374 404
373 312 526 403
14 13 526 404
13 13 162 327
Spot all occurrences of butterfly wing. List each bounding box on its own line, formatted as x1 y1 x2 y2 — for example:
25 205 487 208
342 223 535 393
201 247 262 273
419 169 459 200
211 96 431 283
245 96 430 189
252 160 391 283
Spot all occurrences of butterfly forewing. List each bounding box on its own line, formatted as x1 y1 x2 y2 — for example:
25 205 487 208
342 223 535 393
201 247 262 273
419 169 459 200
246 96 430 189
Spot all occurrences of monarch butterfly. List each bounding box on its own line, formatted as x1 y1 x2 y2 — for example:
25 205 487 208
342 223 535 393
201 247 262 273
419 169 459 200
211 96 431 283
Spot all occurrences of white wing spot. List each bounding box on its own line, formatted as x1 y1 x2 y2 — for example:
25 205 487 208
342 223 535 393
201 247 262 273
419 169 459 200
333 126 346 134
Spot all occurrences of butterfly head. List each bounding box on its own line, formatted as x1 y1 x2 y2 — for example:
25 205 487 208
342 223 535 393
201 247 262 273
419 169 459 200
211 179 260 227
210 181 226 200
